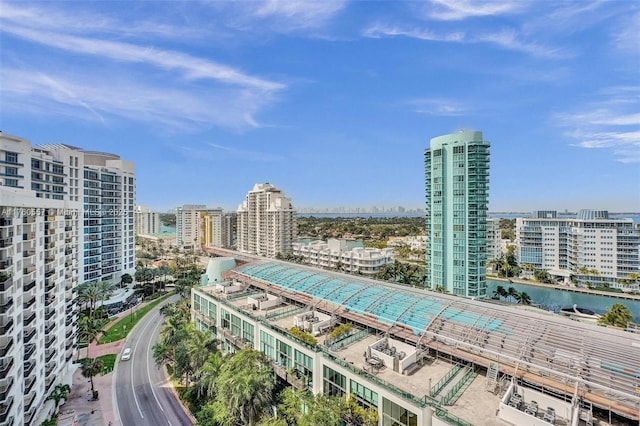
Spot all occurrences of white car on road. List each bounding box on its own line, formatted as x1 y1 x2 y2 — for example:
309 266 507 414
121 347 132 361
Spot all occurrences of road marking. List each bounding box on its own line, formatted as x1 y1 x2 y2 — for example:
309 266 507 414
131 309 162 419
147 318 172 426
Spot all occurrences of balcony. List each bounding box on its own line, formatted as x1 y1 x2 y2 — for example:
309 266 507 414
0 319 12 335
23 404 36 425
23 360 35 377
24 390 36 413
45 348 57 362
24 375 35 395
24 343 35 360
23 311 36 327
22 265 35 275
45 321 55 334
0 396 14 424
0 377 12 407
0 358 13 379
45 279 55 292
0 337 13 359
23 280 36 292
0 298 12 315
0 219 11 228
22 233 35 241
22 249 35 258
0 274 10 292
0 259 11 271
0 238 11 249
23 296 35 310
45 334 57 348
23 327 36 344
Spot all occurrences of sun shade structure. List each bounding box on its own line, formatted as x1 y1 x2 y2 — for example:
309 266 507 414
234 261 640 420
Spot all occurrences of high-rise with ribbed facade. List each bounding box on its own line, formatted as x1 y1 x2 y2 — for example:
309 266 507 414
237 183 297 258
424 131 490 298
0 132 134 426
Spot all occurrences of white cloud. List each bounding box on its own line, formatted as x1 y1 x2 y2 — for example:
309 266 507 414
556 87 640 163
2 24 283 92
1 68 274 131
363 23 464 42
426 0 526 21
363 22 559 58
404 98 469 116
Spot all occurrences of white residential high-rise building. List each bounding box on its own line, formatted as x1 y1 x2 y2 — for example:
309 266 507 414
486 217 503 261
516 210 639 287
135 205 161 235
175 204 206 250
237 183 297 258
0 132 137 426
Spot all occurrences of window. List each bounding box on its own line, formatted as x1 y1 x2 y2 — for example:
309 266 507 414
260 331 276 361
5 152 18 163
351 380 378 409
4 178 18 187
276 340 292 369
294 349 313 387
382 398 417 426
323 366 346 397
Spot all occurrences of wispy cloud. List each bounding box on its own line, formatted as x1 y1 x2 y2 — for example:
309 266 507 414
221 1 347 34
363 23 463 42
0 3 287 130
2 24 283 92
1 68 273 130
426 0 526 21
556 87 640 163
0 2 206 40
404 98 469 116
363 23 560 58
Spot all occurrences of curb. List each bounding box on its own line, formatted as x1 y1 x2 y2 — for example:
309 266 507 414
162 365 197 424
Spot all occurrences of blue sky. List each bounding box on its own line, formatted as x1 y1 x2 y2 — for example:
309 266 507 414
1 1 638 213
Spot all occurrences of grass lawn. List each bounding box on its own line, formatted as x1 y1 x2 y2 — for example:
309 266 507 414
98 292 174 344
77 353 116 374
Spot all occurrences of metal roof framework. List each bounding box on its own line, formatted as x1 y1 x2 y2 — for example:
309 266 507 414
235 261 640 420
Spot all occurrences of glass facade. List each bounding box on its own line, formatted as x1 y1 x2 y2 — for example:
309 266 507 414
425 131 489 298
382 397 417 426
323 366 346 397
260 331 276 360
350 379 378 409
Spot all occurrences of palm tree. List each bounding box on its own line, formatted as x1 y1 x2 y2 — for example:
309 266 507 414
507 287 519 303
518 292 532 305
186 326 218 374
78 316 105 357
216 349 275 425
194 352 224 403
153 342 175 370
598 303 633 328
493 285 507 300
81 358 104 393
47 383 71 415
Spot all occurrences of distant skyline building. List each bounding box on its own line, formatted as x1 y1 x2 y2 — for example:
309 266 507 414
237 183 297 257
424 130 490 297
135 205 160 235
0 132 134 425
516 209 639 288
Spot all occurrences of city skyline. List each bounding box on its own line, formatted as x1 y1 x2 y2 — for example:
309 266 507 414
2 1 639 212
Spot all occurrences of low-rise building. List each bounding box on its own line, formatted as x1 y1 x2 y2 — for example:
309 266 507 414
292 238 394 275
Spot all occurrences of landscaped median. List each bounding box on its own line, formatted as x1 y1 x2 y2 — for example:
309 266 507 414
98 292 174 344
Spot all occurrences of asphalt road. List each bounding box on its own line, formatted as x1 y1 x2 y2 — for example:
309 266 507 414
114 296 193 426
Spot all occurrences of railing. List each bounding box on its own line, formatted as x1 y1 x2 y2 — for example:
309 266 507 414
0 319 12 335
442 367 477 405
429 363 464 397
264 305 305 321
326 327 372 351
0 359 13 376
0 338 13 358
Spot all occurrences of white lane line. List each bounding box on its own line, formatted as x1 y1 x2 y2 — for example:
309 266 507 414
131 309 162 419
147 318 172 426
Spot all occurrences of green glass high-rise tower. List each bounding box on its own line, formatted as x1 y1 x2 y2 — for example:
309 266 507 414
425 131 490 298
